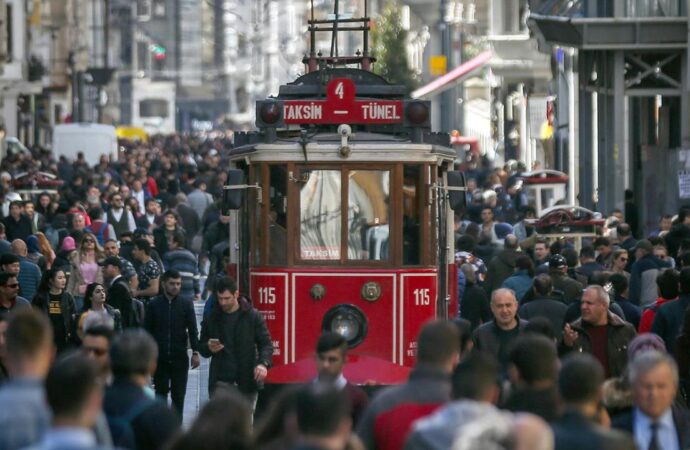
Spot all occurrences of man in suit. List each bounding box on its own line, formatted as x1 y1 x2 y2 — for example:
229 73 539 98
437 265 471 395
101 256 143 328
551 353 636 450
612 351 690 450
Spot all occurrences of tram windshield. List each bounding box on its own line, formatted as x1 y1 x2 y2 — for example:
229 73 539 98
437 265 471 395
251 162 434 267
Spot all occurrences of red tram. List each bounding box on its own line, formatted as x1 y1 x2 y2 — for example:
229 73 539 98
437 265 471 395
221 3 465 387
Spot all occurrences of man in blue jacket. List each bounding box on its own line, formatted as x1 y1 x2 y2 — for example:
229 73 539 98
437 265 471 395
162 232 200 301
144 269 200 415
629 239 668 306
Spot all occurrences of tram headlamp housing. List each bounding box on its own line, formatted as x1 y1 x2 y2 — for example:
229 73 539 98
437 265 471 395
256 101 284 128
404 100 431 127
322 305 368 348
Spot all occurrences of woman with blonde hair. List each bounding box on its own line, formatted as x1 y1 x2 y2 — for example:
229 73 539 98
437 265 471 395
66 232 104 311
34 231 55 269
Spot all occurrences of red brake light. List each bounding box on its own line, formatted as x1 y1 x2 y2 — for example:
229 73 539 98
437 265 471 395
260 103 281 125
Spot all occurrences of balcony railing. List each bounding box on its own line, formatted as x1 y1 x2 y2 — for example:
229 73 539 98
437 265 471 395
627 0 681 17
529 0 685 17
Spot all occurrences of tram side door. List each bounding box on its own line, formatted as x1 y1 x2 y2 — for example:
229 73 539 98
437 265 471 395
222 168 252 291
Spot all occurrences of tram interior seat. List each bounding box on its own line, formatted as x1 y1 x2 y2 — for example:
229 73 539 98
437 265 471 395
365 224 389 260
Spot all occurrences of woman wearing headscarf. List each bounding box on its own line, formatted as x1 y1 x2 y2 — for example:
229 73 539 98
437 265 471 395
53 236 76 273
25 235 47 273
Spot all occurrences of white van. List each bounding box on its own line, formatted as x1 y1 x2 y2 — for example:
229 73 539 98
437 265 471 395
52 123 118 167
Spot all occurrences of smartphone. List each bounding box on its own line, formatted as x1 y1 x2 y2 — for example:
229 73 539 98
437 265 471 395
209 338 220 345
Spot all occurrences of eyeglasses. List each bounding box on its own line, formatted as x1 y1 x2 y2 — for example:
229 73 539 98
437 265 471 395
85 240 95 244
82 346 108 357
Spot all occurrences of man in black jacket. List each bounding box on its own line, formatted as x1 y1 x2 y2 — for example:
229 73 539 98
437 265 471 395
652 266 690 351
519 274 567 335
473 288 528 371
199 277 272 409
144 269 200 415
3 201 33 243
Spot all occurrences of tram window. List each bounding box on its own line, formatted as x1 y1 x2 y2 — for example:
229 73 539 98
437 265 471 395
347 170 390 261
300 170 341 260
403 165 421 265
268 165 287 265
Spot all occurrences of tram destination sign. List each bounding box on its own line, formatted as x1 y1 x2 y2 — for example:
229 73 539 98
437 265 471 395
282 78 403 125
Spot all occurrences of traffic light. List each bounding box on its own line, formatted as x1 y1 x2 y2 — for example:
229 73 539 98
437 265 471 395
150 44 166 60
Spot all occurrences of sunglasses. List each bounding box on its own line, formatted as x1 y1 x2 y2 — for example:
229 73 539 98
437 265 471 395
82 346 108 356
3 283 18 288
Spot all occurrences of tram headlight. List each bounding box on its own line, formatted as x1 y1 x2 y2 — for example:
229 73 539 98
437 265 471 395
322 305 367 348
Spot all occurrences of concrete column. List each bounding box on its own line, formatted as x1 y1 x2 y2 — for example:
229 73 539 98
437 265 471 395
611 50 626 211
3 92 17 136
578 51 594 209
614 0 625 17
682 50 690 148
519 83 528 165
599 52 612 213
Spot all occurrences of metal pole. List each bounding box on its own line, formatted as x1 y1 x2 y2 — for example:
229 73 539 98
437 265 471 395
567 49 576 205
439 0 454 132
592 91 599 203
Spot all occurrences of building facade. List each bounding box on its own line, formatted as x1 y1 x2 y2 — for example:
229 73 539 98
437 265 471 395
529 0 690 233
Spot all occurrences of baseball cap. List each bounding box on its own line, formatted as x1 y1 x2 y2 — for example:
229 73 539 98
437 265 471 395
548 254 567 269
98 256 122 269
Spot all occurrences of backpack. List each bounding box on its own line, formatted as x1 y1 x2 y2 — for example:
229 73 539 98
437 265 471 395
131 298 145 327
88 221 109 245
107 397 157 449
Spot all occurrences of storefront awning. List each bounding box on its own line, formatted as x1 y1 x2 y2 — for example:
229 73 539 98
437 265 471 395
411 51 493 100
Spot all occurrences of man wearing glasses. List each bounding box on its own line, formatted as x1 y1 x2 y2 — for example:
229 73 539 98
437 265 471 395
0 272 30 314
106 192 136 241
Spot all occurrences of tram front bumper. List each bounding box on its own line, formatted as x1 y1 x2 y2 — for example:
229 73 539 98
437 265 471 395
266 354 412 386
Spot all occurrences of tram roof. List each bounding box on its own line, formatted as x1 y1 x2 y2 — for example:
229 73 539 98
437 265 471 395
227 131 456 163
276 68 407 100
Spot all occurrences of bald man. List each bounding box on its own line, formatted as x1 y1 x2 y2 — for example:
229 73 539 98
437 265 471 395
10 240 41 301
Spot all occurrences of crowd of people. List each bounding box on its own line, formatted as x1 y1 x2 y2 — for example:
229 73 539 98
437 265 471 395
0 138 690 450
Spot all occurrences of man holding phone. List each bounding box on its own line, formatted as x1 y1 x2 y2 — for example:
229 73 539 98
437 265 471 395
199 277 273 410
